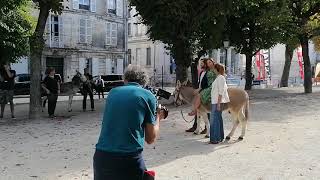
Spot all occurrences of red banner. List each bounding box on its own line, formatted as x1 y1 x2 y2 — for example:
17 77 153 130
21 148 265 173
297 47 304 79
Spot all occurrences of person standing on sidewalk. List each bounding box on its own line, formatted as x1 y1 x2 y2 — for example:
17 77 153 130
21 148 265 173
93 65 166 180
82 68 95 111
42 67 60 118
0 64 16 119
95 76 105 99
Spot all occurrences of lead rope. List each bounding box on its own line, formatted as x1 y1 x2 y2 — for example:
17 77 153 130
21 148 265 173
180 110 195 123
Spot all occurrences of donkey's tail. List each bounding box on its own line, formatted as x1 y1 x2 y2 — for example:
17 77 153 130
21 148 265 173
244 96 249 121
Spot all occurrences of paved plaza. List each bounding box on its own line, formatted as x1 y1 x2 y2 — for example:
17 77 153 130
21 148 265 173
1 87 320 180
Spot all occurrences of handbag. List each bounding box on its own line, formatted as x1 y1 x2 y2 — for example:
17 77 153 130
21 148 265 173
143 170 155 180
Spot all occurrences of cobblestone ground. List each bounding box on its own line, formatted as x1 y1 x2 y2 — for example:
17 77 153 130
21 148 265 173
1 87 320 180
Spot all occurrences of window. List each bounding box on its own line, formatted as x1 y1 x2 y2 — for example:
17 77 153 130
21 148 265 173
136 48 141 64
111 59 117 74
79 18 92 43
128 7 131 18
52 16 59 37
146 48 151 66
134 24 138 36
128 23 131 36
79 0 90 10
108 0 116 14
106 22 117 46
128 49 132 65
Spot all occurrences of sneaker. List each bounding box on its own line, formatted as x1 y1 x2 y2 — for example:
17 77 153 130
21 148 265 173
49 115 56 119
11 116 16 120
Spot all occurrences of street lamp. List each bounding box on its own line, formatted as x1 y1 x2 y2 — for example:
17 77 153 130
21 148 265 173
223 40 230 75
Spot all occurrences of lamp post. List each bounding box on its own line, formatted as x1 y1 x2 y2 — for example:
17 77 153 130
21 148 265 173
223 40 230 75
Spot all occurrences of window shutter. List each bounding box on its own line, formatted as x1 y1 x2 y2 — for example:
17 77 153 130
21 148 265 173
86 19 92 44
90 0 96 12
63 17 72 47
79 18 86 43
58 16 64 48
92 58 99 76
117 59 124 74
106 59 112 74
111 23 117 46
106 22 111 45
79 58 86 74
73 0 79 9
116 0 123 17
45 16 52 47
99 59 106 75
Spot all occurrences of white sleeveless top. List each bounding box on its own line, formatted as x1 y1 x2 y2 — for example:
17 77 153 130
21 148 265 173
211 75 230 104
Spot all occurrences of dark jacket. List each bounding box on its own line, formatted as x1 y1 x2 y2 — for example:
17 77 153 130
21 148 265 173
199 71 209 91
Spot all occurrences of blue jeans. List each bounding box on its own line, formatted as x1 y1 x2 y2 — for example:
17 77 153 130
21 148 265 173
93 150 147 180
210 104 224 142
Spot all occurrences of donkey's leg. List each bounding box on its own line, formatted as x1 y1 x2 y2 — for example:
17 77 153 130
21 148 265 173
226 111 239 141
203 114 210 138
238 108 247 140
68 94 73 112
194 113 202 135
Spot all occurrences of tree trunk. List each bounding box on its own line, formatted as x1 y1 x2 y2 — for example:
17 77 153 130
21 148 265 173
280 45 294 87
300 35 312 93
190 60 198 88
175 65 188 83
29 5 50 119
245 52 253 90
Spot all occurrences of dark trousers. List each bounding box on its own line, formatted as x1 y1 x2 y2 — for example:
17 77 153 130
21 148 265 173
97 86 104 99
93 150 147 180
47 94 58 116
83 90 94 110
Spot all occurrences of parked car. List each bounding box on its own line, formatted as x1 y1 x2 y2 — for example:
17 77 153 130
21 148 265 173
14 74 30 95
93 74 124 92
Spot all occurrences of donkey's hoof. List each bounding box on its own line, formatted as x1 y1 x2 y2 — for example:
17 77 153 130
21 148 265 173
238 137 244 141
204 135 209 138
225 136 231 141
193 131 200 135
68 110 72 112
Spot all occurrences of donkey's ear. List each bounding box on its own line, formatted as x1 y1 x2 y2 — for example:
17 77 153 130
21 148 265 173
176 80 181 88
182 80 188 86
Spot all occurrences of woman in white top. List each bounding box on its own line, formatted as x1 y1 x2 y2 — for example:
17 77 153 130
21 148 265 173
209 63 230 144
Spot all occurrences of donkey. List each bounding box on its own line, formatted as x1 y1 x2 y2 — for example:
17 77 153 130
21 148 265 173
174 80 250 140
42 71 87 112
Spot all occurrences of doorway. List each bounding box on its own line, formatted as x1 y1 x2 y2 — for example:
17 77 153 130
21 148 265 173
46 57 64 81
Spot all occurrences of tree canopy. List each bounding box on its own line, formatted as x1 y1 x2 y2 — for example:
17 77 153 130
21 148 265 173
0 0 33 64
225 0 288 89
129 0 229 82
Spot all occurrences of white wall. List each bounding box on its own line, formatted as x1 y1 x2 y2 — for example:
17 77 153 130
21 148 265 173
11 57 29 74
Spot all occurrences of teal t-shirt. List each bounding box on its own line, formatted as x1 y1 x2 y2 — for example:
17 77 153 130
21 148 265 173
95 82 157 154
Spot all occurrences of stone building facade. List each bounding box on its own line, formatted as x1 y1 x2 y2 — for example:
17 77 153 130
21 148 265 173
40 0 127 82
127 7 175 85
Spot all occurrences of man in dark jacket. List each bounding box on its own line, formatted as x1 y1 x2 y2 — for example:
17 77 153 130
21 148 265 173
82 68 95 111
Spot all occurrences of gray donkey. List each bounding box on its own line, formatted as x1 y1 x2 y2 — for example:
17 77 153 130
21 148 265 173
42 71 87 112
174 80 250 141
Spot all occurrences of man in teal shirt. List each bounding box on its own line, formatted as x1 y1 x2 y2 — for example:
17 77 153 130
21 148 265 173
94 65 166 180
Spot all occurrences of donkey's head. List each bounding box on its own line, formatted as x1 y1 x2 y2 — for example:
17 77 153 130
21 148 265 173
72 70 87 86
173 80 195 106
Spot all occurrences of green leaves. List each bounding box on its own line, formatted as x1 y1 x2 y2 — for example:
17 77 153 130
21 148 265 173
0 0 33 63
130 0 227 67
